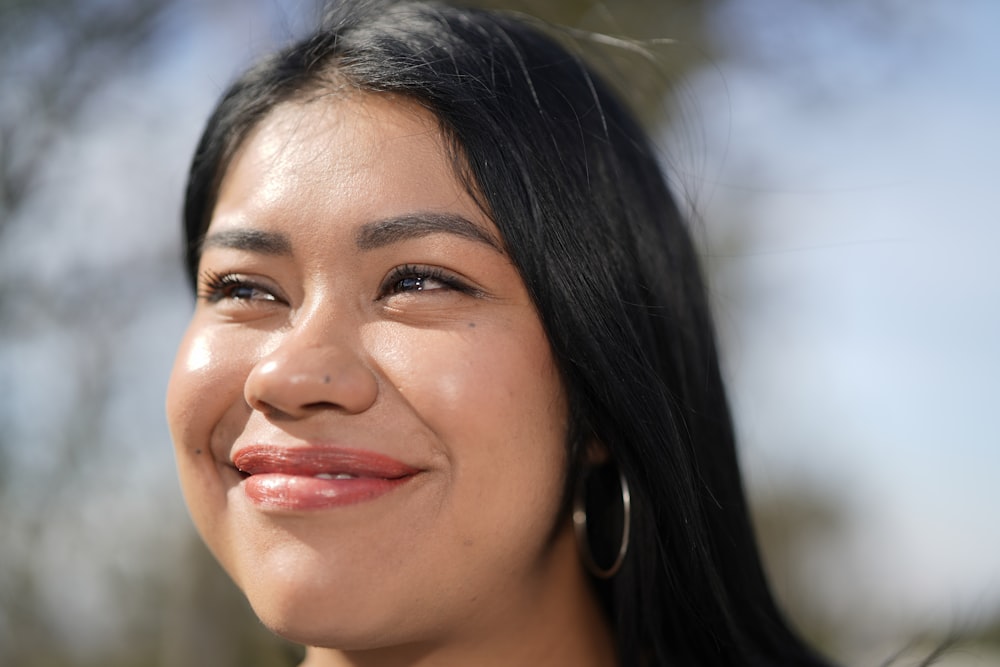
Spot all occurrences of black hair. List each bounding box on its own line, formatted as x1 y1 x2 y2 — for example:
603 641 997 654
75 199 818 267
183 2 835 665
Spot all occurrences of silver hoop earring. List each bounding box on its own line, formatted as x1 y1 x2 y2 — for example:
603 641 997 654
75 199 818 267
573 465 631 579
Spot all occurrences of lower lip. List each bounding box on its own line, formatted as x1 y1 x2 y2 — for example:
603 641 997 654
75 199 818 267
242 473 414 511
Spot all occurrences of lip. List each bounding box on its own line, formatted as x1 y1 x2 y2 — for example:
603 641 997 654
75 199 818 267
232 444 420 511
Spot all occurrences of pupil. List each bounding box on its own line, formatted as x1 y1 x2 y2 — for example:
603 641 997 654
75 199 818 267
401 276 424 291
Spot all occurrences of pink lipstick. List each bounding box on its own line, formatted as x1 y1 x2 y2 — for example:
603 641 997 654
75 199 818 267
232 445 419 510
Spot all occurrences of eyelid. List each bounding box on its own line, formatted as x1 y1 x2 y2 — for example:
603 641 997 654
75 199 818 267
197 270 287 305
378 264 482 299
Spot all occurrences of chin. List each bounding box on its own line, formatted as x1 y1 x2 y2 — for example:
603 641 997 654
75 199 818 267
244 579 372 650
234 552 410 652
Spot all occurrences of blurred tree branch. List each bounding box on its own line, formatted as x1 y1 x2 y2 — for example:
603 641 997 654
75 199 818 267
0 0 171 230
0 1 173 663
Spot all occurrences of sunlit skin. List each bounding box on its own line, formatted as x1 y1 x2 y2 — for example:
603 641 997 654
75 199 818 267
166 94 617 666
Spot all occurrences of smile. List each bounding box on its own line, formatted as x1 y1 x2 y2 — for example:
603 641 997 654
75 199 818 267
232 444 420 511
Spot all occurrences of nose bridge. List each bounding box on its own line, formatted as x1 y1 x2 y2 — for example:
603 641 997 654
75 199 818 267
244 298 378 418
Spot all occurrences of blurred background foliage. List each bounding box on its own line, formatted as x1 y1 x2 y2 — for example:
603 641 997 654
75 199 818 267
1 0 997 665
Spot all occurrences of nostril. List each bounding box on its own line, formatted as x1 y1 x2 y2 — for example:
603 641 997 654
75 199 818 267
244 395 297 421
303 400 340 411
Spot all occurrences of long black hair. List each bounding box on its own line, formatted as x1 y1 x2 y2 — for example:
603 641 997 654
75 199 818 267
183 2 834 665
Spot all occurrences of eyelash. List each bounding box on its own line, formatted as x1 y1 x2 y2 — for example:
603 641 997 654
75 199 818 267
197 270 277 304
379 264 474 298
197 265 475 304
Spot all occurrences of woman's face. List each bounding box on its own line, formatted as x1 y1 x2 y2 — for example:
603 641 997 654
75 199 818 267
166 94 581 651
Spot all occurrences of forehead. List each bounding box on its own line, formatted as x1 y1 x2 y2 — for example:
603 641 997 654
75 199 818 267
249 93 445 167
210 93 485 237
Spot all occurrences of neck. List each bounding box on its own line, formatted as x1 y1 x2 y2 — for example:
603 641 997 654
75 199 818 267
299 523 618 667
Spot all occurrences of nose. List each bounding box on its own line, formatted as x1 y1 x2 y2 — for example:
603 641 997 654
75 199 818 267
244 331 379 420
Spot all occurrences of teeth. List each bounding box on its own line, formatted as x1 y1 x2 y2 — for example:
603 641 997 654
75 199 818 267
315 473 357 480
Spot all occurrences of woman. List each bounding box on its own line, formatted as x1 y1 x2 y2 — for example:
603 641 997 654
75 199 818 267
167 1 834 665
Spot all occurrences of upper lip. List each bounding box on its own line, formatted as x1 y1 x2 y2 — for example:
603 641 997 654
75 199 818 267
232 444 420 479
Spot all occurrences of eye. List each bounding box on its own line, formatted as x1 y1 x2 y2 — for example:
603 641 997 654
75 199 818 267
198 271 281 304
379 264 475 298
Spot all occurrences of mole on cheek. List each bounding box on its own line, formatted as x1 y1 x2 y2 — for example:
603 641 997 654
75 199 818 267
467 322 476 328
195 449 203 455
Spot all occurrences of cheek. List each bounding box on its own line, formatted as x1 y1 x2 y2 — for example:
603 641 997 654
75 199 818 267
166 325 249 453
166 325 254 547
369 318 566 444
367 318 569 526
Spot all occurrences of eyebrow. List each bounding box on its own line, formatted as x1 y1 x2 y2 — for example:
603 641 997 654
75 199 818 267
201 228 292 255
355 212 502 252
200 212 502 257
